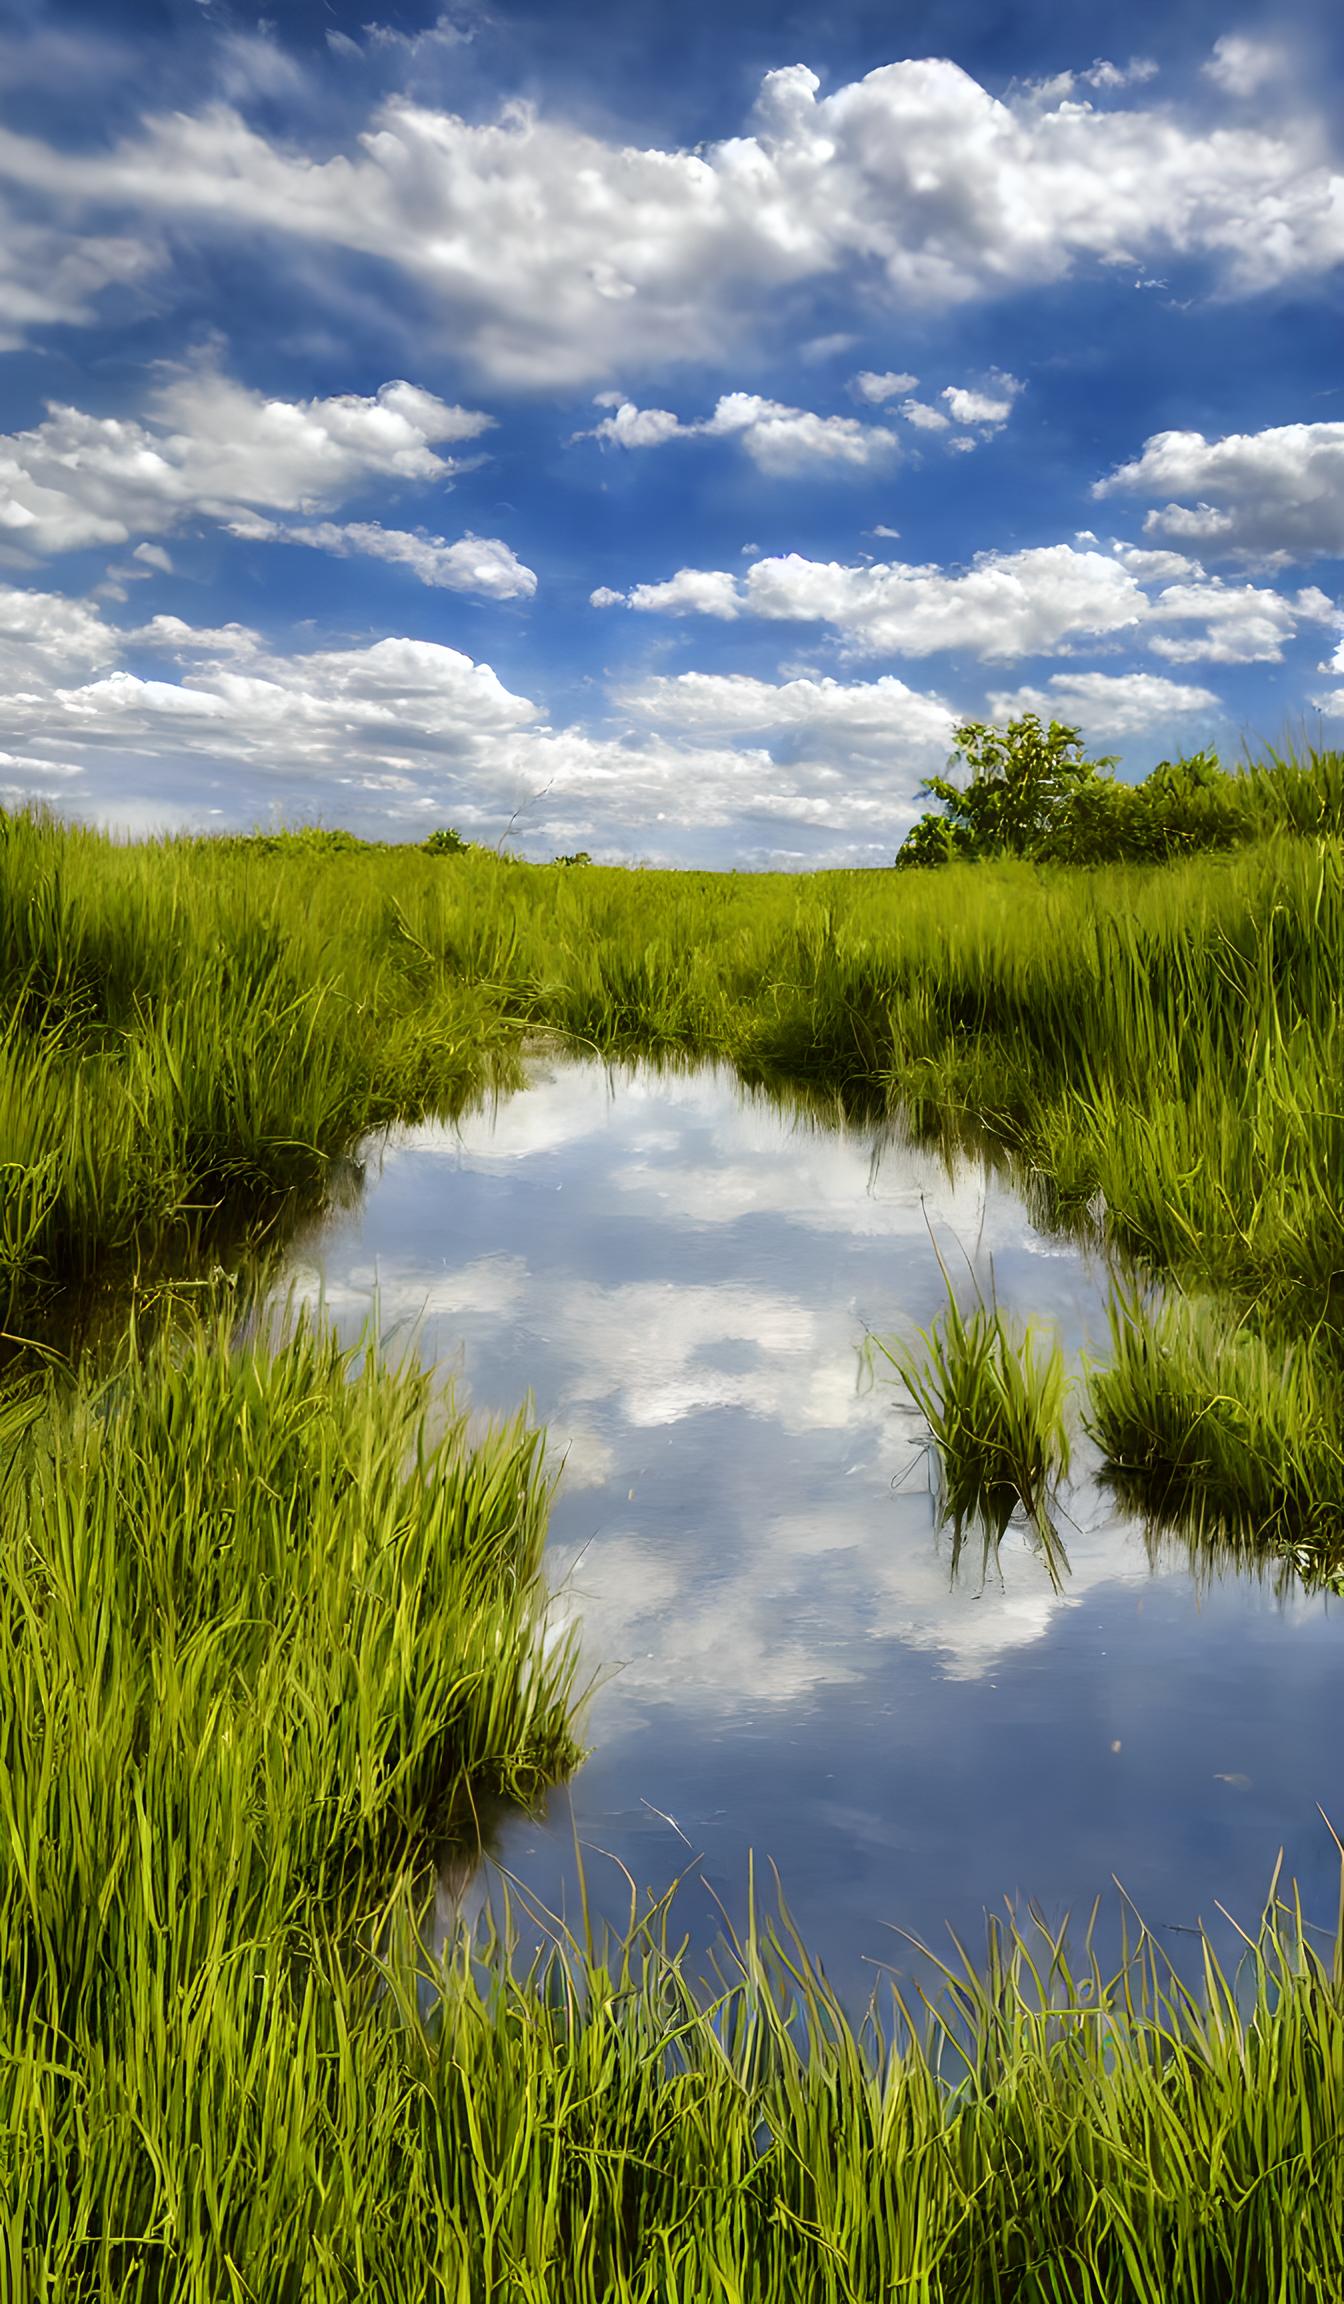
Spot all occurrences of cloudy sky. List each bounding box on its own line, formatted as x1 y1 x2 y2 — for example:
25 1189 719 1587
1 0 1341 863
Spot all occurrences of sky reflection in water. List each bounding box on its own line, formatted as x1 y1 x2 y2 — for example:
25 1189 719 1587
289 1058 1344 1993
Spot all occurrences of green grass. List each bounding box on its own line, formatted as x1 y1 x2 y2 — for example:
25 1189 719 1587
7 1816 1344 2298
866 1268 1072 1583
1088 1288 1344 1583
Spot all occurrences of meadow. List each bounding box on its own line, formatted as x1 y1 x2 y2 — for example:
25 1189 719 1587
3 765 1344 2295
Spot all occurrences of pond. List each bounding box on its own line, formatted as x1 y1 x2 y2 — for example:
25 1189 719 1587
289 1054 1344 1996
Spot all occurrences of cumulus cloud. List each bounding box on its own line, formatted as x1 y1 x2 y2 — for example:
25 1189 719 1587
1 58 1341 384
852 370 919 403
618 669 957 756
0 581 119 686
0 576 982 866
941 372 1023 428
0 587 965 861
599 538 1334 667
601 543 1148 660
900 400 951 433
586 391 899 474
1143 578 1336 664
224 517 536 599
1202 36 1288 99
986 669 1220 736
0 369 492 557
864 371 1024 440
0 593 536 779
1095 421 1344 565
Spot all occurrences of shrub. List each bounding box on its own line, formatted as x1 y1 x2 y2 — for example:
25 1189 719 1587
896 715 1117 868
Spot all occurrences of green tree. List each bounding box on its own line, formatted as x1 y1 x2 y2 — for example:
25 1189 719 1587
896 716 1116 867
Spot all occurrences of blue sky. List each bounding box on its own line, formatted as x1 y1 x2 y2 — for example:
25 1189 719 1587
0 0 1341 863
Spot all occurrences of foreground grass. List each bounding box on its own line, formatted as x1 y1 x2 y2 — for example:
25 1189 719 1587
8 1820 1344 2298
0 1308 583 2296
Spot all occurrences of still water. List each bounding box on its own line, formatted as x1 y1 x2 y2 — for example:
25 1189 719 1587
290 1056 1343 1993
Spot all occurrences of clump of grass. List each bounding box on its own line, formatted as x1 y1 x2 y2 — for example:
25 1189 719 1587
1089 1286 1344 1581
869 1261 1072 1580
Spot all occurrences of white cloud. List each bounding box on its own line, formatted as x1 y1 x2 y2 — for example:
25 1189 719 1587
0 368 492 557
0 192 157 352
0 603 539 796
215 28 305 102
1026 58 1160 104
1144 579 1336 664
900 399 950 432
1202 36 1287 99
942 372 1023 428
602 539 1333 668
1082 57 1158 90
0 590 954 859
986 669 1220 736
605 543 1148 660
853 370 919 402
226 518 537 599
2 58 1342 384
131 541 173 574
614 567 748 620
1095 421 1344 564
589 402 684 450
1312 632 1344 718
587 391 899 474
619 669 957 757
0 582 119 686
361 12 477 54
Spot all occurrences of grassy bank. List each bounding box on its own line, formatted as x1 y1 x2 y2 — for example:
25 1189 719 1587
0 1307 582 2288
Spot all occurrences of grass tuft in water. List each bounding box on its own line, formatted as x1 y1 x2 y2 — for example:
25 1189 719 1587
868 1263 1071 1581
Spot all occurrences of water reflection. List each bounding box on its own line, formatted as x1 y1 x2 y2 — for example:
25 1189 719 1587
287 1055 1344 1993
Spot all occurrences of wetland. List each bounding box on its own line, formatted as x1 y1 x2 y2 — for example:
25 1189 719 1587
4 791 1344 2298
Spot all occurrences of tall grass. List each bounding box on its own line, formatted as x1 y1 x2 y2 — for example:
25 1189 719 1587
7 780 1344 1558
7 1829 1344 2298
6 782 1344 1546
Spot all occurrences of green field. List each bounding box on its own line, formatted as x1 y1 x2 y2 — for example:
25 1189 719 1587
3 776 1344 2297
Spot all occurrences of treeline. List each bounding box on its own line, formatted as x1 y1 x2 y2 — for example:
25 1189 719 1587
895 716 1344 868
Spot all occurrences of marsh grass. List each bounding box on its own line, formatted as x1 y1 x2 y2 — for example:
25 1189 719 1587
1088 1287 1344 1583
868 1261 1072 1585
7 1828 1344 2299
